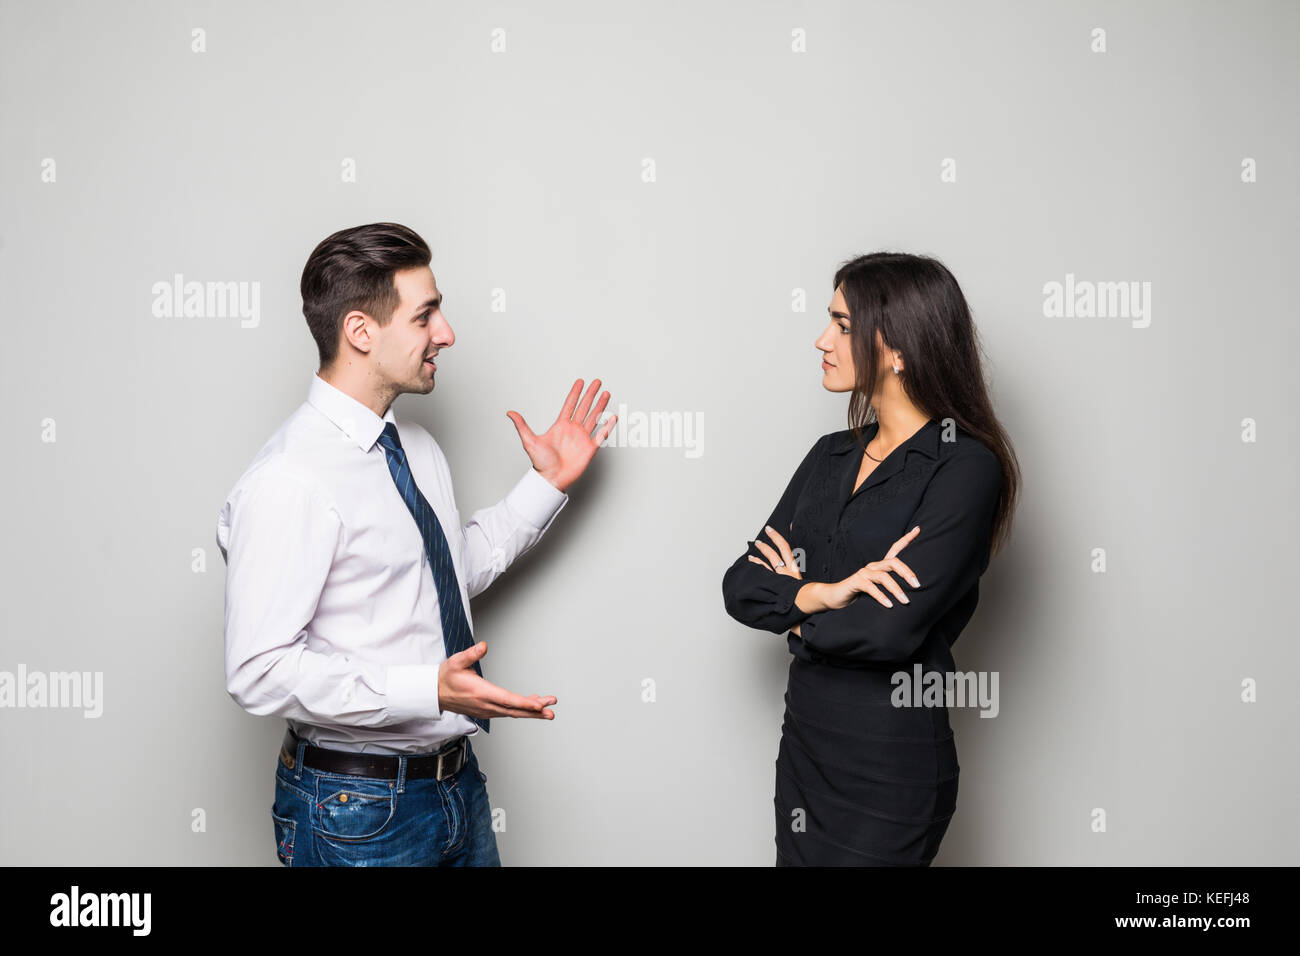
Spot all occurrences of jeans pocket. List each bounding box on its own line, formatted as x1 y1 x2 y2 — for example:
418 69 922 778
270 808 296 867
311 776 397 865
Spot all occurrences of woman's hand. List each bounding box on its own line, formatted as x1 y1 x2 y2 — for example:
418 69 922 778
751 524 921 637
748 525 808 636
748 524 803 580
819 525 924 611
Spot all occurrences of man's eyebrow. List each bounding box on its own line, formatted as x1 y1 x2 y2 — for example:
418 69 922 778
413 296 442 317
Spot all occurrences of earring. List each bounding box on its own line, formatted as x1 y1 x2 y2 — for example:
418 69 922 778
892 364 901 374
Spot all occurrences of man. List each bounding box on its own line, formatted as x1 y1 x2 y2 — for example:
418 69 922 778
215 222 614 866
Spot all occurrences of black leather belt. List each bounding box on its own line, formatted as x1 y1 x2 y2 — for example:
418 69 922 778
280 727 469 782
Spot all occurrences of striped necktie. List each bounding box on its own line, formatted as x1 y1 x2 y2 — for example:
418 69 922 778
376 422 488 733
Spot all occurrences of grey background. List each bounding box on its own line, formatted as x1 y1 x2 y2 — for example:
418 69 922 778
1 0 1296 865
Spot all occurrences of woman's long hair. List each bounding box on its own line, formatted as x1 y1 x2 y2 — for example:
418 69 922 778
834 252 1020 558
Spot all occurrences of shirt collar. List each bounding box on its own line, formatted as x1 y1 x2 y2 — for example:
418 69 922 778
306 373 397 453
829 417 941 460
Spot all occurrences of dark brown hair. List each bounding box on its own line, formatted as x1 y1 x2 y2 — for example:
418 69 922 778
834 252 1020 558
300 222 431 367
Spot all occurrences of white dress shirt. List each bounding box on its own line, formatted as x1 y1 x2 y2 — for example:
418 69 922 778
215 373 568 754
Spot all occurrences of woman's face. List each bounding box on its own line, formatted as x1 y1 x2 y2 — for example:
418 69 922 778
816 284 895 395
816 285 854 391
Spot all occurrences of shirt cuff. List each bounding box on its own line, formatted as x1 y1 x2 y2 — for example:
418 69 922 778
386 664 441 721
506 467 569 534
772 574 804 616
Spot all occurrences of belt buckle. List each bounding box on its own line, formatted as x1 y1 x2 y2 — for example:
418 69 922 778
436 738 463 781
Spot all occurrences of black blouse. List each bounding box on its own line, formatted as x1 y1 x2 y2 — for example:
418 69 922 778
721 418 1002 672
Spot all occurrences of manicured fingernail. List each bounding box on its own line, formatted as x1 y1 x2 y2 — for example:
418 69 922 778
911 578 920 586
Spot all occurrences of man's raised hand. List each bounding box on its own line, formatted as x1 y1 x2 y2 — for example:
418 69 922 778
505 378 617 493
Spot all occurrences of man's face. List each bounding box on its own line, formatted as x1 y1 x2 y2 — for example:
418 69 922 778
372 266 453 397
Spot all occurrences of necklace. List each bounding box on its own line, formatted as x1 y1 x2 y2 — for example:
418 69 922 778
864 424 885 462
866 417 932 462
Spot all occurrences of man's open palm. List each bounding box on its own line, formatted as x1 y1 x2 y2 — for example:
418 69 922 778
506 378 616 493
438 642 557 720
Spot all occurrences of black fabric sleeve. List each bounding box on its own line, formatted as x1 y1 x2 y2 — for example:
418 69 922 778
721 434 826 634
796 446 1002 664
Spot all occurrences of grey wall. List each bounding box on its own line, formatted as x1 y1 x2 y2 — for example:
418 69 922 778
1 0 1296 865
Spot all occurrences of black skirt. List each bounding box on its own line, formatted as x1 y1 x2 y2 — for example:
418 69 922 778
774 655 959 866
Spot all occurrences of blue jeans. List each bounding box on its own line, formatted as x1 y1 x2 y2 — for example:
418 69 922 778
269 733 500 866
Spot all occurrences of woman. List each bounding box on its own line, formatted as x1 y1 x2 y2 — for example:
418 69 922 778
722 252 1019 866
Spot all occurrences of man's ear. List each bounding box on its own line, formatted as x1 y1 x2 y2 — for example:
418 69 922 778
340 310 373 355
